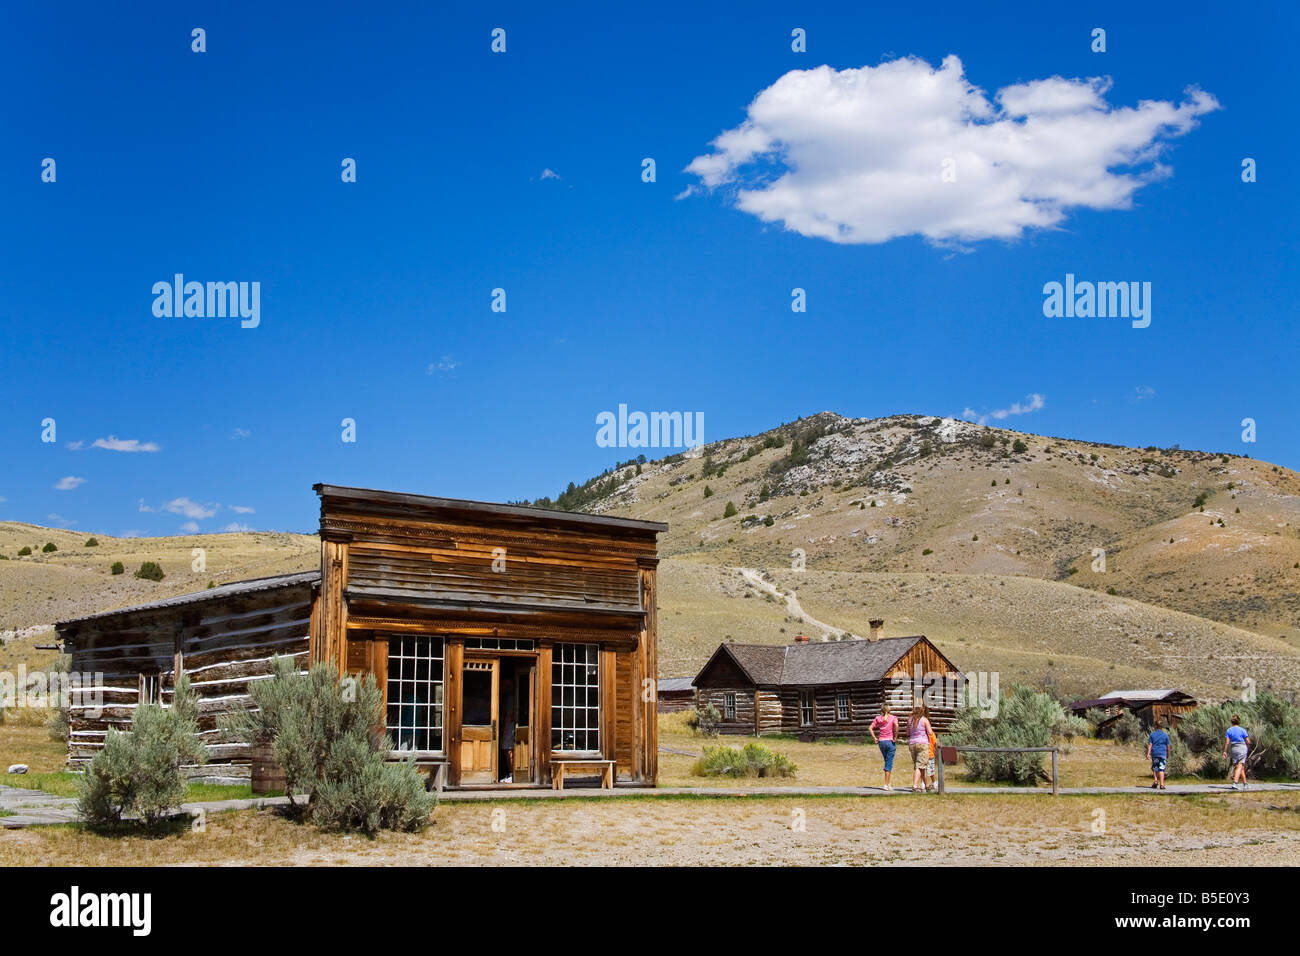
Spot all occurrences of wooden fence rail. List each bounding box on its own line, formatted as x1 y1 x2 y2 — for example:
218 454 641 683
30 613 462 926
935 746 1059 796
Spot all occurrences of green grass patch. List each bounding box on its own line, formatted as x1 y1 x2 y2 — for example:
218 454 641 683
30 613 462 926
2 772 251 803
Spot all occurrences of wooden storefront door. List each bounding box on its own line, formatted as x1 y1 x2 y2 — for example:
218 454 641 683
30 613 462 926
460 659 498 784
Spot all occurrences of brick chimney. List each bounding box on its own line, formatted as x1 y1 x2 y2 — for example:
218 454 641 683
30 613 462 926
868 619 884 642
794 634 809 644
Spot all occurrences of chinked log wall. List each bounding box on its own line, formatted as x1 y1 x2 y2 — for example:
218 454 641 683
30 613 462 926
701 682 958 738
61 580 315 778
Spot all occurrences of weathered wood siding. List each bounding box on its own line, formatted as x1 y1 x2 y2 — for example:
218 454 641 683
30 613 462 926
316 485 666 786
60 579 315 780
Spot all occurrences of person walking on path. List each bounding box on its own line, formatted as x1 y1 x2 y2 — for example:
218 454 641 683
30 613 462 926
870 702 900 790
1147 719 1171 790
1224 715 1251 790
908 704 934 793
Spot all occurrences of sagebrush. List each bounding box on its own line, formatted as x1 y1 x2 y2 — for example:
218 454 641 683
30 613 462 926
223 657 436 833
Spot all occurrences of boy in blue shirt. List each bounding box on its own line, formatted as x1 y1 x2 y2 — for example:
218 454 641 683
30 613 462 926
1146 719 1171 790
1223 715 1251 790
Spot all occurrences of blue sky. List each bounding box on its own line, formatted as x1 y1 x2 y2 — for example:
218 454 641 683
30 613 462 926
2 0 1296 536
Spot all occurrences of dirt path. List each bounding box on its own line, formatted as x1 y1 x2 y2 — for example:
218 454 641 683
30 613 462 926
736 566 857 639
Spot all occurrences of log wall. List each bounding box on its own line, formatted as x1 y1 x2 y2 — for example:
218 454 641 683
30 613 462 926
60 579 315 780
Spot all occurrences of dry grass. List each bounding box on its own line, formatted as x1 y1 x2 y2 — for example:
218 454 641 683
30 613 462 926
5 790 1298 867
660 724 1210 789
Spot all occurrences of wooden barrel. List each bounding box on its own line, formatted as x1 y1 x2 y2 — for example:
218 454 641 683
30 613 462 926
250 742 286 795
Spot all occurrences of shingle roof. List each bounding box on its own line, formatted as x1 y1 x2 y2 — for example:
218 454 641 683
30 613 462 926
56 570 319 627
720 637 932 687
1100 689 1184 702
725 644 789 685
657 677 696 693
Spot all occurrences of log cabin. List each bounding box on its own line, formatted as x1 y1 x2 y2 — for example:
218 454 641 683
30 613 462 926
57 484 668 789
693 625 961 739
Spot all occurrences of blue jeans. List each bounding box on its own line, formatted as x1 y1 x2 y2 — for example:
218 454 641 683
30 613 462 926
878 740 896 772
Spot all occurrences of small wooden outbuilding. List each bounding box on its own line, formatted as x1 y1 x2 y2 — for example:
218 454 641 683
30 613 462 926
59 484 668 789
656 677 696 713
692 629 961 739
1071 689 1198 730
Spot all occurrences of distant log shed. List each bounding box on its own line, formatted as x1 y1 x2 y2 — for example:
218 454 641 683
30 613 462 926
1071 689 1198 731
656 677 696 712
692 627 962 740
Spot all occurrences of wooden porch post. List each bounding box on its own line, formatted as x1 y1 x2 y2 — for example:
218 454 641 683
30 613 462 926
638 557 659 784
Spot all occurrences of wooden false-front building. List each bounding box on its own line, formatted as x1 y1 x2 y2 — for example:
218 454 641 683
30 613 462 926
693 629 962 739
58 484 667 788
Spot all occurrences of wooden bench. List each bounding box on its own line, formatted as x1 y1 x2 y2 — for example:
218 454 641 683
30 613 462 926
389 754 448 792
550 758 614 790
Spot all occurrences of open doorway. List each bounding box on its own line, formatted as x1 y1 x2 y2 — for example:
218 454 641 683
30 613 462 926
497 657 535 784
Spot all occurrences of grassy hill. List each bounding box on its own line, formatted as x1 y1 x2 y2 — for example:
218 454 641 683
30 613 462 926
3 412 1298 703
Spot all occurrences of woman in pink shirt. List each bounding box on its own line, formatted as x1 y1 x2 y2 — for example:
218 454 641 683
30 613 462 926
869 702 900 790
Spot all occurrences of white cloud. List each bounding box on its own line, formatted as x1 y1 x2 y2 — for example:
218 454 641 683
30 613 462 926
163 497 217 520
962 393 1045 426
138 499 154 512
1134 385 1156 401
92 435 161 452
539 168 562 181
119 529 141 538
229 505 255 514
67 440 85 450
47 513 77 526
231 427 251 439
179 521 200 534
990 394 1045 420
222 522 253 533
684 55 1219 245
427 356 459 375
54 476 86 491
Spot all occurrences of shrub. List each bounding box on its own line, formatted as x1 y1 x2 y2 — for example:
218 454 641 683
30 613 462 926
1165 733 1192 777
702 485 714 498
1084 708 1109 735
922 548 933 556
1111 711 1142 744
17 546 32 556
110 561 125 575
77 673 206 829
135 561 165 581
763 515 775 527
42 542 58 553
692 742 796 778
84 538 99 547
46 654 72 743
758 485 770 502
947 685 1065 785
1054 713 1089 742
1012 439 1028 453
223 658 435 833
685 701 721 737
723 502 737 519
1179 693 1300 780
